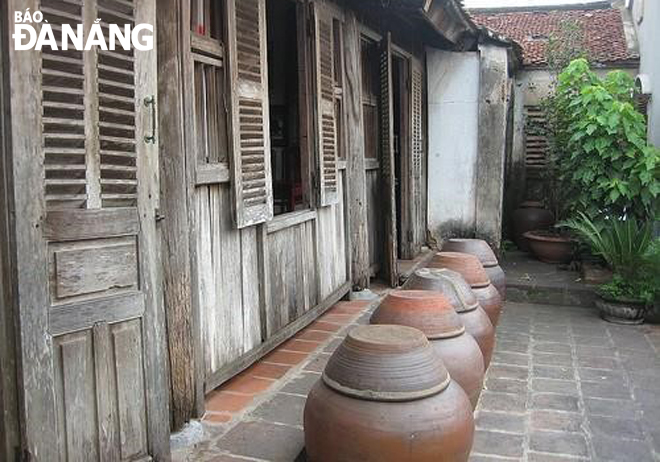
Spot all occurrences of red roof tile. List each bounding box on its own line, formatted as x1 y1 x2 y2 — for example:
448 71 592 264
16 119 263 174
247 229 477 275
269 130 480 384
471 8 638 67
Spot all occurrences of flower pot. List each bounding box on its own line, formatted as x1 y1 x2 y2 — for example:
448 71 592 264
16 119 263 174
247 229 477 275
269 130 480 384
523 231 575 264
443 239 507 299
405 268 495 367
304 325 474 462
512 201 555 251
371 290 485 408
645 299 660 324
596 295 648 325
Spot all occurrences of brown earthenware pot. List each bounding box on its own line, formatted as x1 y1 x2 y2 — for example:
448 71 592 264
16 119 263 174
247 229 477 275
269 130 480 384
371 290 485 408
404 268 495 367
473 284 503 327
443 239 506 299
523 231 575 264
512 201 555 251
485 265 507 300
304 325 475 462
442 238 498 267
428 252 490 288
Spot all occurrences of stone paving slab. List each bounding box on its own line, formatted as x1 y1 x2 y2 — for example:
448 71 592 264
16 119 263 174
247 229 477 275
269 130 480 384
173 299 660 462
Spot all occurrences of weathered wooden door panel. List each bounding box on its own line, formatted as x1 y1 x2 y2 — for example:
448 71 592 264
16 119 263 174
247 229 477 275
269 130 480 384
8 0 169 460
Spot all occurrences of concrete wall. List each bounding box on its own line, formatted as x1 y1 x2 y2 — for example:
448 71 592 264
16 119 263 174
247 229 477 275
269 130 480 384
475 44 510 251
633 0 660 146
427 49 480 244
426 46 510 251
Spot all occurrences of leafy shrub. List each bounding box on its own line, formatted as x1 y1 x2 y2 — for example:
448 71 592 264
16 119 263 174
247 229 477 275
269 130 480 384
544 59 660 221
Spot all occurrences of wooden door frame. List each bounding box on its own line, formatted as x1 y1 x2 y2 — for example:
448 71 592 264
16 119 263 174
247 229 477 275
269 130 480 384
0 2 21 460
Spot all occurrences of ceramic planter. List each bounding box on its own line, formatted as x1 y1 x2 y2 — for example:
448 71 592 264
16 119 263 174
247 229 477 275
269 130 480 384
443 239 506 299
512 201 555 251
405 268 495 367
523 231 575 264
472 284 503 327
371 290 485 408
596 295 648 325
304 325 475 462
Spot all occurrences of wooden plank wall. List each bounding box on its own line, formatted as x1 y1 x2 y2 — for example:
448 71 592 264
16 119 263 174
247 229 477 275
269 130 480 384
196 173 349 388
366 167 382 274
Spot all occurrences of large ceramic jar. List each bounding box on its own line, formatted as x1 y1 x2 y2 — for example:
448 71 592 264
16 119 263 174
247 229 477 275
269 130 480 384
512 201 555 251
429 252 503 327
371 290 485 408
405 268 495 367
304 325 474 462
443 238 506 300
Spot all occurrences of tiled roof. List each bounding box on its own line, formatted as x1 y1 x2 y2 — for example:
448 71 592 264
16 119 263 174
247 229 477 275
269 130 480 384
470 7 638 67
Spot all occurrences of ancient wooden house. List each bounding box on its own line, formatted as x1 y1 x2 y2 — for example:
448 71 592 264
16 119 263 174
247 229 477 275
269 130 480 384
0 0 517 459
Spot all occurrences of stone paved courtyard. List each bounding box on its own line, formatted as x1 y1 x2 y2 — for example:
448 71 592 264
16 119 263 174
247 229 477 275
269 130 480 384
173 299 660 462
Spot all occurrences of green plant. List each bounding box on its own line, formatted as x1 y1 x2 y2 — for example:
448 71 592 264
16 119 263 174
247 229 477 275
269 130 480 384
561 212 656 302
546 20 589 75
543 59 660 222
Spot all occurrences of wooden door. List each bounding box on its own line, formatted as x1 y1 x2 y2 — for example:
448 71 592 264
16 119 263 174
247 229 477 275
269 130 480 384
8 0 169 460
379 33 398 287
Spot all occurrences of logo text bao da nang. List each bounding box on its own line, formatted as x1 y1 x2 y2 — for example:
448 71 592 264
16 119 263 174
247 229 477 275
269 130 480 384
13 9 153 51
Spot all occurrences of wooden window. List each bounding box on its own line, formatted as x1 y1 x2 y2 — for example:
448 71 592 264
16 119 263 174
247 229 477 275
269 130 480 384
524 105 548 178
312 3 340 206
189 0 230 185
225 0 273 228
411 64 423 181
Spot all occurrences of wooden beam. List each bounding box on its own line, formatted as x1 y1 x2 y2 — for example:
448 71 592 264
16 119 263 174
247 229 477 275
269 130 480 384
343 12 370 290
157 0 202 430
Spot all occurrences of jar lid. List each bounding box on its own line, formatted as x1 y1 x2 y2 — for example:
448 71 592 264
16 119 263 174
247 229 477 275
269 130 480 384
428 252 490 288
443 238 498 267
322 325 450 402
371 290 465 339
405 268 480 312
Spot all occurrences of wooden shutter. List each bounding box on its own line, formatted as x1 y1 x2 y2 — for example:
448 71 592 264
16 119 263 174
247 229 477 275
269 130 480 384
524 105 548 179
380 33 398 287
312 3 339 206
225 0 273 228
410 59 424 254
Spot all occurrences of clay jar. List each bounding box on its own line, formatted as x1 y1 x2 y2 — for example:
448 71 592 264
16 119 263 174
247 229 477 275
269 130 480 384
370 290 485 408
405 268 495 367
512 201 555 251
443 238 506 300
429 252 503 327
304 325 474 462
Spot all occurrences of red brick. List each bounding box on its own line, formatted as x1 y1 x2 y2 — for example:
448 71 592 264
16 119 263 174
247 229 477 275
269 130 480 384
206 391 253 413
220 374 274 395
280 339 321 353
202 412 232 423
244 362 292 380
263 350 309 365
308 321 343 333
318 313 355 324
296 329 333 342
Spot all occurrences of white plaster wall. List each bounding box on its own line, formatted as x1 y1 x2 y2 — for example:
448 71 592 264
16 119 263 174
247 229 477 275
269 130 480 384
634 0 660 146
426 48 480 242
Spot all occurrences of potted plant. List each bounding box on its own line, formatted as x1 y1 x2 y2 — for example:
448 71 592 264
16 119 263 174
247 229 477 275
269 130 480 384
562 213 655 324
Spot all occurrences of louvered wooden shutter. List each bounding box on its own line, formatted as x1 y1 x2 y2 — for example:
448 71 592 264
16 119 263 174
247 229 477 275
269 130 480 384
312 4 339 206
41 0 139 210
410 59 424 253
226 0 273 228
524 105 548 179
380 33 398 287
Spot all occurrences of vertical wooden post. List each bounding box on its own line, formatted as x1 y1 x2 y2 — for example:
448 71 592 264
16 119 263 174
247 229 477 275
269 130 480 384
157 0 203 429
343 11 370 290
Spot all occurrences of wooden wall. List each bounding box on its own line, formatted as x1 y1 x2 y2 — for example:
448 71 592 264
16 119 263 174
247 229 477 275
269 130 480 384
197 171 349 391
